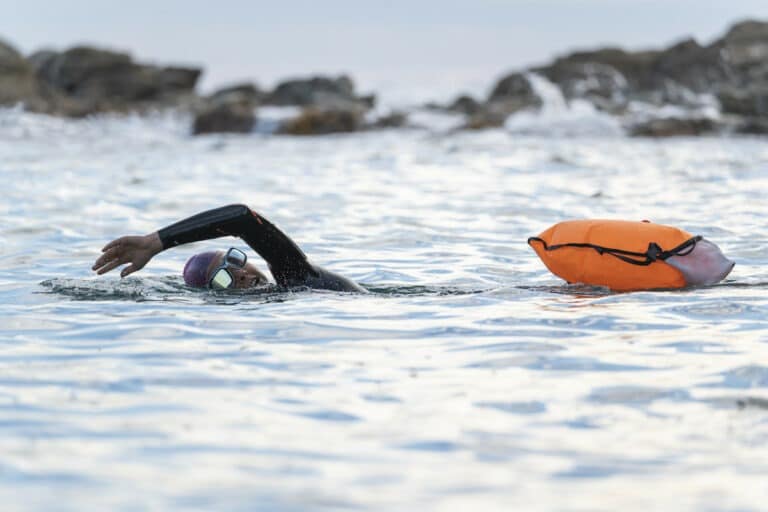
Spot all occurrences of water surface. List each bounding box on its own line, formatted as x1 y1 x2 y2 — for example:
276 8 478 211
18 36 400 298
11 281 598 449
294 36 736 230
1 109 767 511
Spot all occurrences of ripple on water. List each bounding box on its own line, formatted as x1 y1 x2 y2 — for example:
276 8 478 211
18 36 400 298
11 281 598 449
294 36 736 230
466 355 651 372
361 394 402 403
705 365 768 389
451 341 566 353
663 300 766 321
656 341 738 354
553 456 669 479
398 441 461 452
299 410 361 422
701 396 768 410
474 401 547 414
587 386 692 405
2 118 768 511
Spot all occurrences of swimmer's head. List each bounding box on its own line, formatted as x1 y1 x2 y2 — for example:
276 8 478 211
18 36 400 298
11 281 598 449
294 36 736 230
183 250 268 289
183 251 218 287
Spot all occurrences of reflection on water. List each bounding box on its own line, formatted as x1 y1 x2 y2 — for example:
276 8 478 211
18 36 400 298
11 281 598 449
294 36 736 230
1 111 767 511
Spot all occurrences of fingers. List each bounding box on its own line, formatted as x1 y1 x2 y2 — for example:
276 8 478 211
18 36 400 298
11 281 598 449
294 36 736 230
92 245 122 270
94 236 149 277
95 258 125 275
101 237 125 253
93 246 129 275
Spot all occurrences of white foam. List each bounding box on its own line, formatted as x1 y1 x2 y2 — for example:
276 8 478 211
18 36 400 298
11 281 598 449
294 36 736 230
504 73 623 136
0 106 191 142
625 93 721 123
254 106 302 134
407 109 465 132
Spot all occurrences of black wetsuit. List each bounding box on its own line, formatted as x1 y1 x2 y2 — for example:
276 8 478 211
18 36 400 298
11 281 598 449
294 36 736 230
157 204 364 292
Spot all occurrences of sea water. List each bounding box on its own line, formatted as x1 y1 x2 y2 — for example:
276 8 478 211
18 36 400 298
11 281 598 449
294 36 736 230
1 105 767 511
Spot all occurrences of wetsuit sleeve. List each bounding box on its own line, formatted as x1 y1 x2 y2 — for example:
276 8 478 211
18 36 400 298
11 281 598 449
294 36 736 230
157 204 317 286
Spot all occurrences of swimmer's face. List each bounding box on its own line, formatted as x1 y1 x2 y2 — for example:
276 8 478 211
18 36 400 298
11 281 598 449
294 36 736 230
206 250 269 289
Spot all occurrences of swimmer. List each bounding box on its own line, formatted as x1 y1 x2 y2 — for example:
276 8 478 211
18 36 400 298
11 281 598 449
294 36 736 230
92 204 365 292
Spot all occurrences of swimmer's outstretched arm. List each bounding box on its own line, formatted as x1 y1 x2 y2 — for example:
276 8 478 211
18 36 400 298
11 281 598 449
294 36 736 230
93 204 364 292
157 204 314 285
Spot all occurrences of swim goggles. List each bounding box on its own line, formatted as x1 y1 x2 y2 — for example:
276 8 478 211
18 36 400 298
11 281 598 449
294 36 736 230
208 248 247 290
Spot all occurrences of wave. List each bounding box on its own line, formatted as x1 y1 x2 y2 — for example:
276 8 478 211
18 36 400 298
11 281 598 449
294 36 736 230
0 105 191 143
502 73 724 137
504 74 623 137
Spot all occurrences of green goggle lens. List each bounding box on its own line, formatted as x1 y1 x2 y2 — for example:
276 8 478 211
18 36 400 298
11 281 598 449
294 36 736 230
210 268 234 289
225 248 247 267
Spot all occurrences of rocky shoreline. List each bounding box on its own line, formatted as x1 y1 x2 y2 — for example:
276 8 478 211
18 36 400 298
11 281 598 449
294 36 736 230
1 19 766 136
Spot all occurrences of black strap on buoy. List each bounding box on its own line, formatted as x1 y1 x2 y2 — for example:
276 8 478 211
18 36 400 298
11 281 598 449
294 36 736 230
527 235 702 266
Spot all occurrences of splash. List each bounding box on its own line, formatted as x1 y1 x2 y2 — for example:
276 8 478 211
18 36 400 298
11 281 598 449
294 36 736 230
39 277 186 301
504 73 623 136
40 278 492 302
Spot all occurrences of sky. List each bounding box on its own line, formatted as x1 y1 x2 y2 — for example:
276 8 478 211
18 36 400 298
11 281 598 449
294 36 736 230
2 0 767 104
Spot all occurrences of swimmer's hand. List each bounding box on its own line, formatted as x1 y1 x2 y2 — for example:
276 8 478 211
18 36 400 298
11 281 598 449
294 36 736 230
92 233 163 278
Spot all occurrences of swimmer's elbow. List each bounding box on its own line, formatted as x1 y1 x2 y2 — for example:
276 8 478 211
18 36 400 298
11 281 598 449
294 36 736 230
220 203 251 216
223 203 266 221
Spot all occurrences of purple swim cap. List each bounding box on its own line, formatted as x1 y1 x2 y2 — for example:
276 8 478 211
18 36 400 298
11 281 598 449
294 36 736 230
183 251 219 287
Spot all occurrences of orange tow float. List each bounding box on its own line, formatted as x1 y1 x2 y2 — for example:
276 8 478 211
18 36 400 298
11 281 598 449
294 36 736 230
528 219 735 291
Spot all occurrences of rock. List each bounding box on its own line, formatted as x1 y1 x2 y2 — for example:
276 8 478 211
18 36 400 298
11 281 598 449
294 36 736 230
358 94 376 109
21 49 86 116
266 75 372 134
279 107 364 135
718 85 768 117
652 38 727 94
0 39 30 75
735 117 768 134
545 48 659 93
31 45 201 114
471 72 542 128
720 20 768 70
447 94 481 116
0 38 38 106
488 72 538 104
157 67 200 95
530 24 766 111
369 111 408 129
207 82 263 108
265 75 373 110
536 61 628 111
628 117 718 137
2 17 767 133
193 82 263 134
536 21 768 107
716 20 768 92
34 47 129 95
538 61 625 99
538 44 718 106
463 104 517 130
192 102 255 135
0 41 75 115
27 49 57 73
653 39 731 93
